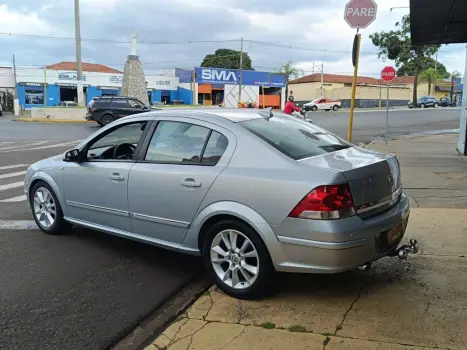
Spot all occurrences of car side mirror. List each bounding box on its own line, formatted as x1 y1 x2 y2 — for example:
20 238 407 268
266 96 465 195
64 149 81 162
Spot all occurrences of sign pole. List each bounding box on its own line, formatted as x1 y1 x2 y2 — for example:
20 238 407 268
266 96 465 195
386 82 389 144
347 32 361 142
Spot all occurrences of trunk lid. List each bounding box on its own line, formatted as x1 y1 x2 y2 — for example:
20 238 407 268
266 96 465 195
299 147 402 219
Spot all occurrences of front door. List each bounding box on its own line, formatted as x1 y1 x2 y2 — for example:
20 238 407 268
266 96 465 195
62 120 150 232
110 98 131 119
128 118 234 244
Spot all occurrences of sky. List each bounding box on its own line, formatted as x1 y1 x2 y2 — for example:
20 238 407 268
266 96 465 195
1 0 466 78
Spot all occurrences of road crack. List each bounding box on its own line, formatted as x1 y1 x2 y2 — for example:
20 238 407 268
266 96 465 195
334 263 410 336
218 325 247 350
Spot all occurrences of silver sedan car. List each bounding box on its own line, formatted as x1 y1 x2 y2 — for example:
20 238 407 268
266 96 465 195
24 108 416 299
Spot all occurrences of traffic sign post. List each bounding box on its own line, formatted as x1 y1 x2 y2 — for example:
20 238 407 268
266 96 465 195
381 66 397 144
344 0 378 142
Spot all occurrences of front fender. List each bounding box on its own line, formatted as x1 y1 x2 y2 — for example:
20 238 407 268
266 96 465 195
28 170 67 216
182 201 282 262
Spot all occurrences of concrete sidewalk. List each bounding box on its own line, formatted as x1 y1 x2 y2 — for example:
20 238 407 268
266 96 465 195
145 133 467 350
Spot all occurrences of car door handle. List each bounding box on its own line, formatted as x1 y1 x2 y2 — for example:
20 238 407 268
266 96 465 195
109 173 125 181
180 178 201 188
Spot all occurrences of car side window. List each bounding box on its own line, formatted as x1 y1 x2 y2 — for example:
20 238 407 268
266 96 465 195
144 121 211 164
201 131 229 166
85 121 148 161
129 99 143 108
111 99 129 108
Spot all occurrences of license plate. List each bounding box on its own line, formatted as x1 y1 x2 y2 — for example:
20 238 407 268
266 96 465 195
387 224 403 245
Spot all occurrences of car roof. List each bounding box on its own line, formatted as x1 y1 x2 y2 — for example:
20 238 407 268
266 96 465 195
160 108 267 123
122 107 268 124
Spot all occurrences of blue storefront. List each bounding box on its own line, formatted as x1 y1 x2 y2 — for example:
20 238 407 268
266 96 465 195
16 66 196 109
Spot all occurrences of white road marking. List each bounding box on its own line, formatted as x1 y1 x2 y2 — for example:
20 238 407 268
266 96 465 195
0 164 29 171
0 171 27 180
0 181 24 191
0 195 26 203
0 141 48 151
0 220 38 230
7 141 80 152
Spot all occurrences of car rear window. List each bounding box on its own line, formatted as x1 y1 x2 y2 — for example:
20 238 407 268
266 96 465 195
239 114 351 160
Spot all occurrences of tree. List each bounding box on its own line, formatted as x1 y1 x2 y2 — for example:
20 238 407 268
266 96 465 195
370 15 440 104
279 60 304 99
200 49 253 70
397 57 449 78
420 67 443 96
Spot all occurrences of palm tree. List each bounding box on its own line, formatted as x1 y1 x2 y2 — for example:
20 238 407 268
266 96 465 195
279 61 304 98
420 67 441 96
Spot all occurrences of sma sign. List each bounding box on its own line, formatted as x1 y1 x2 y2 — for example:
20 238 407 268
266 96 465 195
196 68 238 84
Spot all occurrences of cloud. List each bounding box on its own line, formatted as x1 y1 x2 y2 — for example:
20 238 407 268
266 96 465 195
0 0 465 78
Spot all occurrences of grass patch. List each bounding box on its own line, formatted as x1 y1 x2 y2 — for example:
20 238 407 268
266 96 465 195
323 336 331 346
260 322 276 329
288 324 307 333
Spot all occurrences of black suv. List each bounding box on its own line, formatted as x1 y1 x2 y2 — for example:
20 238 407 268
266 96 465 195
86 96 151 126
408 96 439 109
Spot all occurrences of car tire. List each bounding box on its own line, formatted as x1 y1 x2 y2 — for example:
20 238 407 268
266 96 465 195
311 106 318 112
332 105 339 111
202 219 274 300
101 114 115 126
30 181 72 235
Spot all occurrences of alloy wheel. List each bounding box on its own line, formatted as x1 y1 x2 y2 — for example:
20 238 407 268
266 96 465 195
33 187 56 228
210 229 260 290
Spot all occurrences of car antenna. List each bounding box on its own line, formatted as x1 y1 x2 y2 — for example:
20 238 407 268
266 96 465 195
258 107 273 120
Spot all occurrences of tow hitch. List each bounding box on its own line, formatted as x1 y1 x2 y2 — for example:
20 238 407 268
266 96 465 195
395 239 419 260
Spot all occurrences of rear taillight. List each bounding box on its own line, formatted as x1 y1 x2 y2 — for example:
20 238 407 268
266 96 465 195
288 184 356 220
89 108 94 112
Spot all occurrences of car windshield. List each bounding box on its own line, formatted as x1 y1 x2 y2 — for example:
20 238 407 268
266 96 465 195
239 113 351 160
311 98 320 103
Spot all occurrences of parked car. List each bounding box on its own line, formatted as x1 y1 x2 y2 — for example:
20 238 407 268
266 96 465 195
58 101 78 107
85 96 151 126
408 96 438 109
438 97 451 107
25 108 417 299
0 103 2 116
303 98 341 112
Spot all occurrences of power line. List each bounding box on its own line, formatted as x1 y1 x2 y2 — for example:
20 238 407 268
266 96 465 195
0 31 379 55
0 32 239 45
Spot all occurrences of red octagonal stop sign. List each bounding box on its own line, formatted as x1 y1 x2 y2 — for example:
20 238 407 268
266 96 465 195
344 0 378 29
381 66 397 83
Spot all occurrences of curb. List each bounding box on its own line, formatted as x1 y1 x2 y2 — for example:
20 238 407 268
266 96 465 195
13 118 94 124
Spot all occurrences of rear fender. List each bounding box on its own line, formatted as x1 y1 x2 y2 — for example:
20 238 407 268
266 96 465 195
182 201 282 261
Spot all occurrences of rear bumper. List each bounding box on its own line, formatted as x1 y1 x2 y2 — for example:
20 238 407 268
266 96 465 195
270 192 411 273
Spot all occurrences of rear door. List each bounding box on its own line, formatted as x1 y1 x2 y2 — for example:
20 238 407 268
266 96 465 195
128 117 235 244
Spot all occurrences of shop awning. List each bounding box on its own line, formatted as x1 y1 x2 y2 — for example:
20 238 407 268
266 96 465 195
410 0 467 45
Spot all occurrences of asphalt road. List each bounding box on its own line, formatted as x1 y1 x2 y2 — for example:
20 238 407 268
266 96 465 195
0 107 460 348
0 117 202 349
310 107 461 143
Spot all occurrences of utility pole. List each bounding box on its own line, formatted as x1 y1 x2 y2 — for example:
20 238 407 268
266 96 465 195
238 37 243 106
320 63 324 97
43 66 47 107
12 55 18 98
74 0 84 106
12 55 19 115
